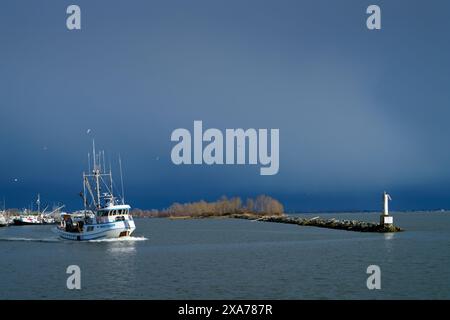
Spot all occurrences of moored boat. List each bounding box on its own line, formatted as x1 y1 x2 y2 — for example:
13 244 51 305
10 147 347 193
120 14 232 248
13 212 42 226
12 196 63 226
0 213 7 227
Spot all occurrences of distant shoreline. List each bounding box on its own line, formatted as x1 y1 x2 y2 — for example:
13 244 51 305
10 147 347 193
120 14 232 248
131 195 285 219
132 209 449 219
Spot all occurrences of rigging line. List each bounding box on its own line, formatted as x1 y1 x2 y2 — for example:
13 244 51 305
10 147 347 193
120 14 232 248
84 176 97 207
99 175 113 195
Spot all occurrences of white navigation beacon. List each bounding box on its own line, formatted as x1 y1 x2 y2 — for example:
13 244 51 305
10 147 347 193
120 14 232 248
380 191 393 226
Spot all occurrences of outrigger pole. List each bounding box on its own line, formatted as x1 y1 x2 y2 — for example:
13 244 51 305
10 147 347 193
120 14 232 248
119 154 125 205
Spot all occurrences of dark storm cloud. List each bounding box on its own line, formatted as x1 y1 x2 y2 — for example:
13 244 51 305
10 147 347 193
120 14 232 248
1 0 450 211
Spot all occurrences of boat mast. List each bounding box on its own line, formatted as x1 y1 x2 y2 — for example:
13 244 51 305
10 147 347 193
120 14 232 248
88 152 91 173
102 150 106 173
36 194 40 214
83 141 120 210
83 172 87 211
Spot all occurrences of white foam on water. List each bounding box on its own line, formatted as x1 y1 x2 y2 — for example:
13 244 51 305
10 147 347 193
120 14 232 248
88 236 148 243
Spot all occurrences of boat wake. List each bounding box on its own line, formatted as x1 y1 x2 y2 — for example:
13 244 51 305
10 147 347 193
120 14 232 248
0 237 60 243
88 236 148 243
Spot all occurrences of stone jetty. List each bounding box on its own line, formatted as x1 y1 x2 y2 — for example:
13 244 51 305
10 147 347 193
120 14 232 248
231 214 403 233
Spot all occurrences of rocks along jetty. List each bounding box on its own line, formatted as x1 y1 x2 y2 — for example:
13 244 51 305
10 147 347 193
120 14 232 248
231 214 403 233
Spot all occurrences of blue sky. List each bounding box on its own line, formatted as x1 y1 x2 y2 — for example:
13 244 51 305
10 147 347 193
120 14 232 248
1 0 450 211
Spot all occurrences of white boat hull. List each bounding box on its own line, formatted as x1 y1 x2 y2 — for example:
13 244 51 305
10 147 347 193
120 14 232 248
54 220 136 241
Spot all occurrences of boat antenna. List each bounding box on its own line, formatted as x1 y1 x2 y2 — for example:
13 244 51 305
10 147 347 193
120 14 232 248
99 151 103 173
109 159 113 199
119 154 125 205
98 150 101 173
102 151 106 173
88 152 91 173
92 139 96 171
99 151 102 173
36 193 40 214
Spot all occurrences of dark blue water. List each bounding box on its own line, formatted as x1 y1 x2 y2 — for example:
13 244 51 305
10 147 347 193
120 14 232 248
0 212 449 299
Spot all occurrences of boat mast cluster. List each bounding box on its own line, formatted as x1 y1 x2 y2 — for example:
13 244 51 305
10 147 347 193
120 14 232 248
82 140 125 210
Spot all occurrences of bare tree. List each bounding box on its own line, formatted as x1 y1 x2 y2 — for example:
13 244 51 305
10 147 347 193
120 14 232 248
132 195 284 217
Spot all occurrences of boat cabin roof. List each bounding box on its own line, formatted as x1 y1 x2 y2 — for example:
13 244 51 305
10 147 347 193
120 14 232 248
99 204 131 212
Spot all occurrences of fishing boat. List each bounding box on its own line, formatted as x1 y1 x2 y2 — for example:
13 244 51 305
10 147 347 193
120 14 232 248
13 195 64 226
42 216 56 224
55 141 136 241
13 216 41 225
13 195 43 226
41 204 65 224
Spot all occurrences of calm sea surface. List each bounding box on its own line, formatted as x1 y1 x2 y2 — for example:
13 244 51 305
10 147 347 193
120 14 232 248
0 212 449 299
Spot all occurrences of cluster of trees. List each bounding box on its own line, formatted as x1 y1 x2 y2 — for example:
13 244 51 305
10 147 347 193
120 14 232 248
131 208 161 218
131 195 284 218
